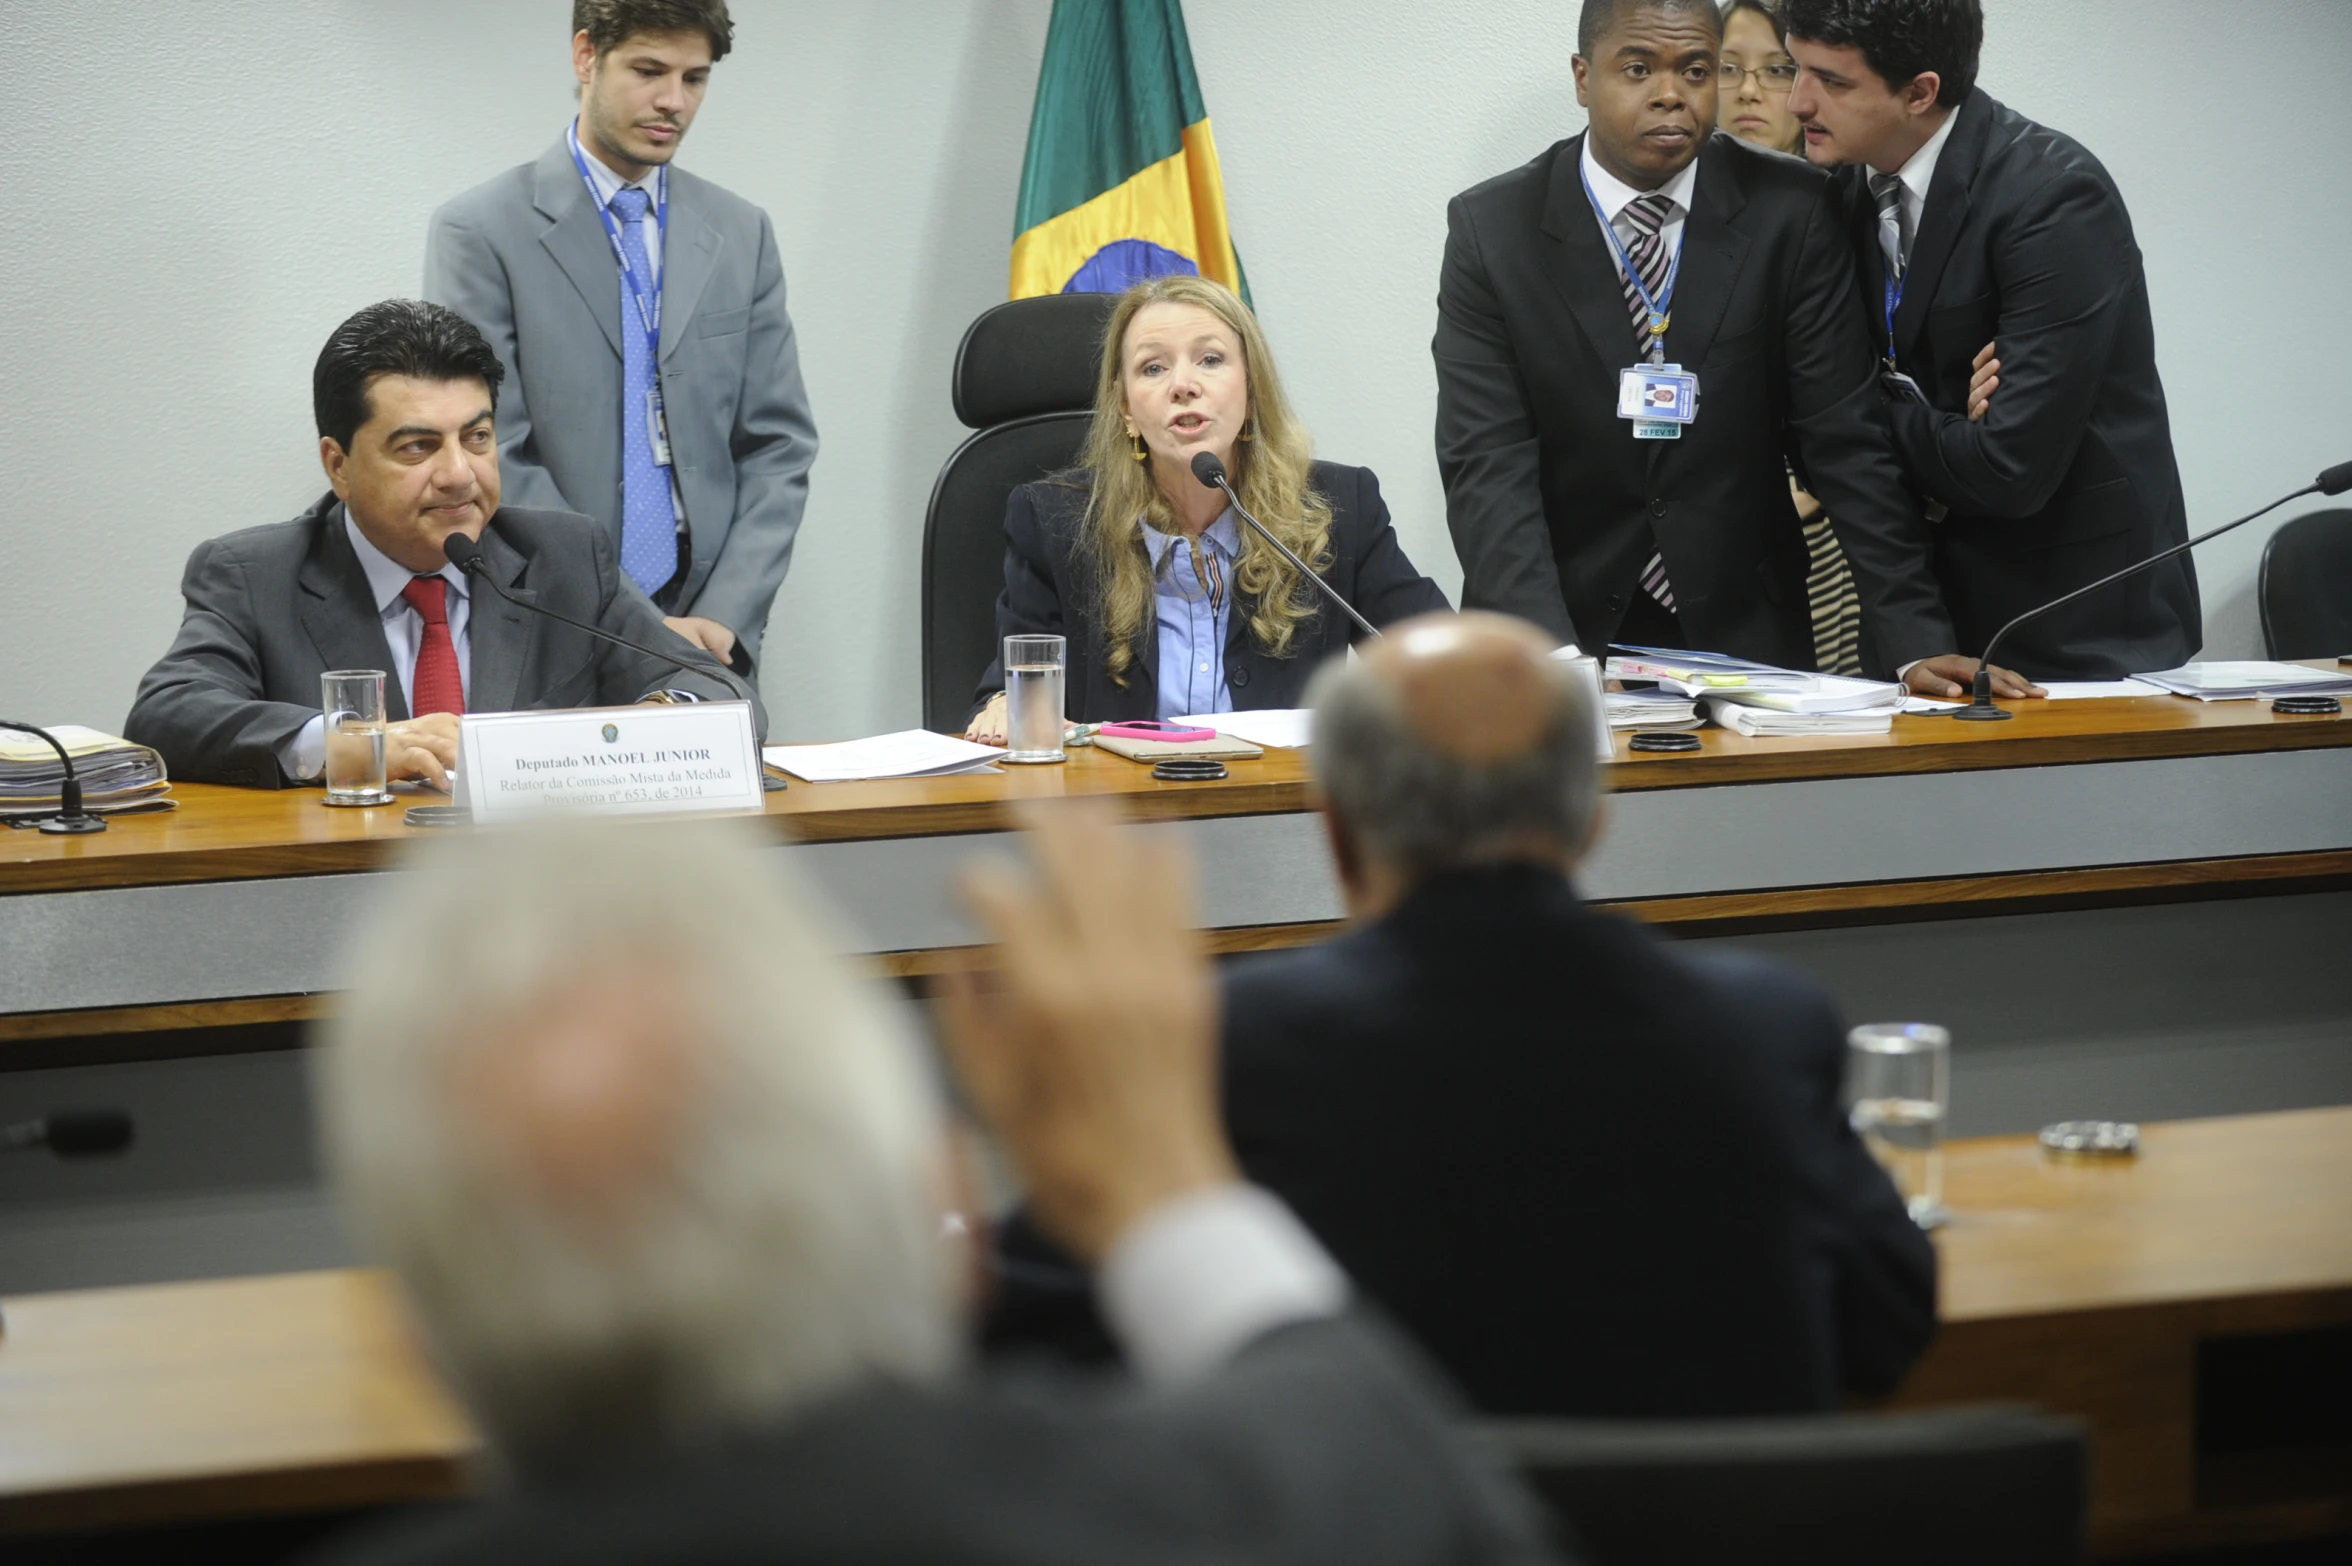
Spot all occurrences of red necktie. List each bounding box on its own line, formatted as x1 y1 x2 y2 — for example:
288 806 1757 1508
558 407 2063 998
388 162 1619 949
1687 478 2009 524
401 576 466 717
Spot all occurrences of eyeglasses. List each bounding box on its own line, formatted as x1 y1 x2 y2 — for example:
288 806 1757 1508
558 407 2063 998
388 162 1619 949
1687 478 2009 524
1718 61 1798 94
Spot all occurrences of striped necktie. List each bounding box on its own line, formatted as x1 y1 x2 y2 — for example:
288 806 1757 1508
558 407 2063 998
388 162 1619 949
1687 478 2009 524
1619 191 1679 614
1869 171 1911 282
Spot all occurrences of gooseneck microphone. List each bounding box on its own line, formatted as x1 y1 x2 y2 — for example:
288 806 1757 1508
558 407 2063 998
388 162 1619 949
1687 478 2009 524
1949 460 2352 721
441 534 735 693
4 1109 135 1157
1189 451 1382 641
0 720 107 834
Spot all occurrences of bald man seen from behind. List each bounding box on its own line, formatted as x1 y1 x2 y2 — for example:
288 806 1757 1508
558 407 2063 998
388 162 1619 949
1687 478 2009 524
308 811 1561 1566
1222 612 1938 1417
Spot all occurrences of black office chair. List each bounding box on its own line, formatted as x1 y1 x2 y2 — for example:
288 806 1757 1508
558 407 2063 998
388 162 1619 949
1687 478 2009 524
919 293 1119 733
1480 1404 2086 1566
2259 508 2352 659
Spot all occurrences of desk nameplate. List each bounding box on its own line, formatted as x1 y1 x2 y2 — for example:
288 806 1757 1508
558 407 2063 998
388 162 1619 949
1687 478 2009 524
459 702 761 823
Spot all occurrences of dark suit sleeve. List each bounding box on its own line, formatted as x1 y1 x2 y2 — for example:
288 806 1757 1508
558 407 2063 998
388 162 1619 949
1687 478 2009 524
1887 170 2136 520
1341 468 1452 639
1433 198 1580 645
122 539 314 788
1779 187 1959 674
582 523 768 740
971 484 1069 711
1745 961 1939 1396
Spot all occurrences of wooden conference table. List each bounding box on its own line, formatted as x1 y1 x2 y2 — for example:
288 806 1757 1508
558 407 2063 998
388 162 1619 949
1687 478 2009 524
3 1107 2347 1553
6 681 2350 1059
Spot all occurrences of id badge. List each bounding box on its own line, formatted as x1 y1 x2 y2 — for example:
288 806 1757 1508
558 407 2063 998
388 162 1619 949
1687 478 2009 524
1618 363 1698 440
1878 368 1930 406
647 388 674 468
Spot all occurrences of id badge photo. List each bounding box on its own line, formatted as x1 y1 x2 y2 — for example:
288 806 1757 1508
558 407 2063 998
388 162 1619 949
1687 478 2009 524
1618 363 1699 441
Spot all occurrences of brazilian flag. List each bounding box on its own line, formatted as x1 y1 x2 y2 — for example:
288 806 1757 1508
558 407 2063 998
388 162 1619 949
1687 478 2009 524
1010 0 1249 303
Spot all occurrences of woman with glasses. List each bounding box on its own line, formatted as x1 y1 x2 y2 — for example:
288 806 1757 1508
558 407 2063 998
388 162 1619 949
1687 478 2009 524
1717 0 1865 674
966 276 1447 739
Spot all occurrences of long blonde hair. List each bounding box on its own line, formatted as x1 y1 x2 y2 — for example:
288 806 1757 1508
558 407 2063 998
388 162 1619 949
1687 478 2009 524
1070 276 1334 689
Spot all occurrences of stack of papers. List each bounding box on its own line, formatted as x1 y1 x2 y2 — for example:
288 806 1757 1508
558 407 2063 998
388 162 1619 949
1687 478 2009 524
1703 699 1893 737
1605 690 1701 729
1174 709 1314 749
1609 645 1904 735
762 730 1002 783
2131 662 2352 701
0 725 174 818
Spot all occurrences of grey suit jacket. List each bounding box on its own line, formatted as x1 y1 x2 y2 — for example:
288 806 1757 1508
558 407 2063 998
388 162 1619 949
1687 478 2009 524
423 136 818 662
308 1315 1565 1566
124 494 764 789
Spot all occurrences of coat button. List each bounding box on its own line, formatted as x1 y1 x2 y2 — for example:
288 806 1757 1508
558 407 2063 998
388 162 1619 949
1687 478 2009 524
1231 666 1251 688
1649 499 1667 518
1606 593 1624 612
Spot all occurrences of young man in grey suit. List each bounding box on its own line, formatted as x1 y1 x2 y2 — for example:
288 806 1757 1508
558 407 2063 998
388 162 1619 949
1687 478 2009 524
424 0 817 674
310 809 1561 1566
124 300 760 790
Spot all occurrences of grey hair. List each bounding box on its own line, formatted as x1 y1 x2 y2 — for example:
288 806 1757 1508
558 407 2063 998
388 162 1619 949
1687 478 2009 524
1306 646 1603 881
320 819 957 1478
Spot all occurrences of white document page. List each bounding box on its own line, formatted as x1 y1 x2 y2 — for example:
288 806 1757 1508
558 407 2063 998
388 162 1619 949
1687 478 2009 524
764 730 1003 783
1178 709 1314 749
2038 680 2166 699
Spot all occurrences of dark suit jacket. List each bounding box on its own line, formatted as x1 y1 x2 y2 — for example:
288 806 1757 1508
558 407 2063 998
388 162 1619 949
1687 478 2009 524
1436 132 1955 677
124 493 762 788
974 461 1450 723
1221 864 1936 1416
310 1316 1563 1566
985 864 1936 1418
1836 91 2200 679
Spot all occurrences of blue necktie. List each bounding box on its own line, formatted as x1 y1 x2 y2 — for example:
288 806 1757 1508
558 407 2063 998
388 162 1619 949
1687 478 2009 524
610 186 677 596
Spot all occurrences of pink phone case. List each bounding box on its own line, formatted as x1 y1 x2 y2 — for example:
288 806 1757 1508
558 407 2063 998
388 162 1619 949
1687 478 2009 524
1098 721 1217 744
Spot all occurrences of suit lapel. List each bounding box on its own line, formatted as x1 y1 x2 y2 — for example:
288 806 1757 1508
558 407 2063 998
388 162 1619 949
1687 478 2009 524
534 137 625 362
1538 136 1655 376
1651 136 1751 478
297 496 409 722
657 172 725 366
465 521 538 716
1892 91 1990 356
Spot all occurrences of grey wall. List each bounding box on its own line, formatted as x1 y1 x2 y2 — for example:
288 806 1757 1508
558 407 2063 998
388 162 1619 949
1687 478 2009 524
4 1 2349 739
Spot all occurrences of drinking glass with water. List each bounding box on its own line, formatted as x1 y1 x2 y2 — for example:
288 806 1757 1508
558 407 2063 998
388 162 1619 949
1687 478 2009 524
321 669 394 807
1002 634 1067 764
1846 1022 1950 1229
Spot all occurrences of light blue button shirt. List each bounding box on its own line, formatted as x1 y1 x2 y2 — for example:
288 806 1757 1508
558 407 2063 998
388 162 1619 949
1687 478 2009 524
1142 509 1242 719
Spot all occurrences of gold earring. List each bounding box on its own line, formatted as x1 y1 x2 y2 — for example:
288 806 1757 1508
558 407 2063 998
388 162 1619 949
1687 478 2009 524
1130 430 1149 462
1237 418 1256 443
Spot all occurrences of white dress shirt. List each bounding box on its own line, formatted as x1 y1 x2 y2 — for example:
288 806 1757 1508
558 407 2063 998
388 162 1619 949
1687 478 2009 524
1880 106 1959 266
275 512 473 780
1580 138 1702 345
1097 1183 1350 1387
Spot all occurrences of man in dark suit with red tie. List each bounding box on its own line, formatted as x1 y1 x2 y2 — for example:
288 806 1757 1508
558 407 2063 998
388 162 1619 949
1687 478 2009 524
1435 0 2034 697
126 300 758 790
1784 0 2200 680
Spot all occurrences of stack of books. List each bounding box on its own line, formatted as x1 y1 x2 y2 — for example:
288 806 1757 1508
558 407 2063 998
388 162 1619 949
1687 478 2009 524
0 726 175 821
1607 646 1905 736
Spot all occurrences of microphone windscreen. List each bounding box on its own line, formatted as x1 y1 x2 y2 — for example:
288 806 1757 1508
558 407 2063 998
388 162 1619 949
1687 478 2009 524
45 1108 134 1158
2318 460 2352 497
1190 450 1227 489
442 532 484 570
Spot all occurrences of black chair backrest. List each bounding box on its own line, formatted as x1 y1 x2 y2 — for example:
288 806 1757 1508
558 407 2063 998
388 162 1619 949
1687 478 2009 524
920 294 1120 732
1481 1404 2086 1566
2259 507 2352 659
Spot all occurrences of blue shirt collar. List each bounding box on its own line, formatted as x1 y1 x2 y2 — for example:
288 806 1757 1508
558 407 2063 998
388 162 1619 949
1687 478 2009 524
342 505 469 616
1141 507 1242 569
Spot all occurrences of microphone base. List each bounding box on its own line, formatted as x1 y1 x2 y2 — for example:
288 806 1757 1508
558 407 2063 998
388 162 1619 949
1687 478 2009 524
36 814 107 834
1949 702 2014 723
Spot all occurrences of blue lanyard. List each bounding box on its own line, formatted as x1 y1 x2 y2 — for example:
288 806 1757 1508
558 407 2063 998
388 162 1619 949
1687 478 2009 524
1579 158 1683 364
566 123 666 352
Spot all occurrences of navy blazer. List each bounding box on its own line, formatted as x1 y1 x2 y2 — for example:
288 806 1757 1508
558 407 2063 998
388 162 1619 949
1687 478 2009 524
973 461 1449 723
